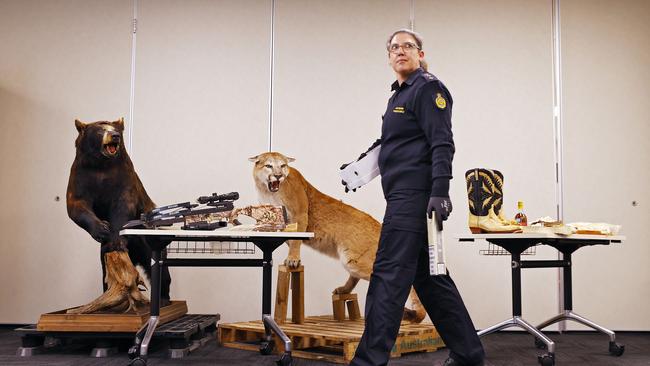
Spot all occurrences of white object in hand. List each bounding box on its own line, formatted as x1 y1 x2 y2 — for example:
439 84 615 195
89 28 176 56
427 217 447 276
339 145 381 191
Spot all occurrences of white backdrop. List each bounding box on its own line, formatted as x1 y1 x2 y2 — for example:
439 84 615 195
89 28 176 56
0 0 647 330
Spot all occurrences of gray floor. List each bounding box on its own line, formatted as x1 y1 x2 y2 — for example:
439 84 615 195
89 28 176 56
1 325 649 365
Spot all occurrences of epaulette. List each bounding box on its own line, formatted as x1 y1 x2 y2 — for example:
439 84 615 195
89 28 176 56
422 72 438 81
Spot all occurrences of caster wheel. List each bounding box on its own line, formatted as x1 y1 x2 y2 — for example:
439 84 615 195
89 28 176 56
127 346 139 359
538 353 555 366
260 340 275 355
534 337 547 350
276 353 293 366
609 341 625 356
128 357 147 366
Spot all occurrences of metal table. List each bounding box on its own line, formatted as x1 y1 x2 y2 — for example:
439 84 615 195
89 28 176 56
457 233 625 366
120 228 314 366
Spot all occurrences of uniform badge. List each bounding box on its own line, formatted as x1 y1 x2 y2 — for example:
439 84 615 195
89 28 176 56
435 93 447 110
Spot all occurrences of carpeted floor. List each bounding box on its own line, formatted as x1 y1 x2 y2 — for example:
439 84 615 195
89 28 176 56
1 325 648 365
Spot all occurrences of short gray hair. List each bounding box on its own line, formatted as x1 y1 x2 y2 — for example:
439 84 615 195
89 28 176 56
386 28 424 51
386 28 428 72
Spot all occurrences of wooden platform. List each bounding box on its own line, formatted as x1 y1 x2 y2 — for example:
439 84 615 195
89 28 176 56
36 300 187 332
219 315 444 364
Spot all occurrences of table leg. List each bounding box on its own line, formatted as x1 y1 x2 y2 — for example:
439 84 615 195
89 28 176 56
535 252 624 356
262 249 272 341
128 248 163 365
512 252 522 317
259 247 293 365
563 252 572 311
477 250 556 365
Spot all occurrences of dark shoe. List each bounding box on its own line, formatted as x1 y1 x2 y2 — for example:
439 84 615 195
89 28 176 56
442 357 485 366
442 358 460 366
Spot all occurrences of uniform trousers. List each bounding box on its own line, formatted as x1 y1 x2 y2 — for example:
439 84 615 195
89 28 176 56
350 189 485 366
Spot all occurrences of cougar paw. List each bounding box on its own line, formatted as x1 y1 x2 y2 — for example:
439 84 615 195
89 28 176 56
284 257 301 268
402 307 425 323
332 286 352 295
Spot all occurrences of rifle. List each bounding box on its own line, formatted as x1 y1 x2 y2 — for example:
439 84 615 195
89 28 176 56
122 191 239 230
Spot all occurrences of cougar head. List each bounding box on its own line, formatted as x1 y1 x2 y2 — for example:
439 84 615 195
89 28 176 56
249 152 295 193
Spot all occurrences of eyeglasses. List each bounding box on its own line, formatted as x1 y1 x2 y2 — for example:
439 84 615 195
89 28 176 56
388 42 420 53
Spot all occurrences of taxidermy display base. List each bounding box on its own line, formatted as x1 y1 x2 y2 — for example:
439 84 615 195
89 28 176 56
219 315 444 364
16 313 216 359
36 301 187 332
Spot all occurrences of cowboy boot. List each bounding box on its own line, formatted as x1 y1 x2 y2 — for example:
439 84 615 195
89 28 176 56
490 169 518 225
466 168 491 233
466 169 521 234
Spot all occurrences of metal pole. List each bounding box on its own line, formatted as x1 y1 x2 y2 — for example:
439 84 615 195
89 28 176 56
551 0 566 332
552 0 564 223
409 0 415 30
128 0 138 156
267 0 276 152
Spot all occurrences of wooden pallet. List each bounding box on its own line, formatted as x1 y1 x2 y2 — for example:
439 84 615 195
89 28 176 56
37 300 187 332
219 315 444 364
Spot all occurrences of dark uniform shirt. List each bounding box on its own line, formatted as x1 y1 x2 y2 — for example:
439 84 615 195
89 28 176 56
376 67 455 197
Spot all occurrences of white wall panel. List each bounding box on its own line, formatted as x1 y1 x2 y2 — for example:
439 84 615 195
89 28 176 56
0 0 646 331
561 0 650 330
402 0 557 329
132 0 270 323
272 0 411 320
0 0 133 323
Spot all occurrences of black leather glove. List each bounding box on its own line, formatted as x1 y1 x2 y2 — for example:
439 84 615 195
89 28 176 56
340 163 356 193
340 179 356 193
427 196 452 229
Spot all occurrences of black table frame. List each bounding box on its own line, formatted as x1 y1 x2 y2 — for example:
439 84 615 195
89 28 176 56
458 234 625 365
120 229 312 366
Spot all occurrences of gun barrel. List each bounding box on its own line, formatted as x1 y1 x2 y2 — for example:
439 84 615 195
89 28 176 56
149 202 193 215
207 201 235 210
197 191 239 204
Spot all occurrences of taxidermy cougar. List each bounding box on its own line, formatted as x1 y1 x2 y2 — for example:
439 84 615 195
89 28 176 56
249 152 425 322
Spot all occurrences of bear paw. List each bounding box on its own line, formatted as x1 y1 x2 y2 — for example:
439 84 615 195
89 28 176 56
92 220 111 243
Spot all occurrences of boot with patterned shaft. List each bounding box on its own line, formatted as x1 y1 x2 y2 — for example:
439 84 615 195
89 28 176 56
466 168 492 231
490 169 517 225
466 168 521 233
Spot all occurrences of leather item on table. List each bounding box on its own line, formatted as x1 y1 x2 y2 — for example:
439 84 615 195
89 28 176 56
465 168 522 234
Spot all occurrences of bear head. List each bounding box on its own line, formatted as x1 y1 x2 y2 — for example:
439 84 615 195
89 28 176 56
74 118 126 162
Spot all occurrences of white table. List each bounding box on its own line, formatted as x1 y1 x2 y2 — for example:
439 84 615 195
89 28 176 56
457 233 625 366
120 228 314 366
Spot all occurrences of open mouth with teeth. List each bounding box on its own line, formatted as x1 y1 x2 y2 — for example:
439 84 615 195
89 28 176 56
268 180 281 192
103 142 120 157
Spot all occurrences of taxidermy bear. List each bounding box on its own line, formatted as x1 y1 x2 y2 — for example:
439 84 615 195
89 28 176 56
66 118 170 313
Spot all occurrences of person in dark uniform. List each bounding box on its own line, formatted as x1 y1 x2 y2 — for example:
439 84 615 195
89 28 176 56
347 29 485 366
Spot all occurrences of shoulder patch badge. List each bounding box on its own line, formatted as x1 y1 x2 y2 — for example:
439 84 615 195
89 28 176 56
435 93 447 110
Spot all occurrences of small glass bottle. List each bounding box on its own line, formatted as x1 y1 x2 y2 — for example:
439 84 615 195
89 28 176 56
514 201 528 226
